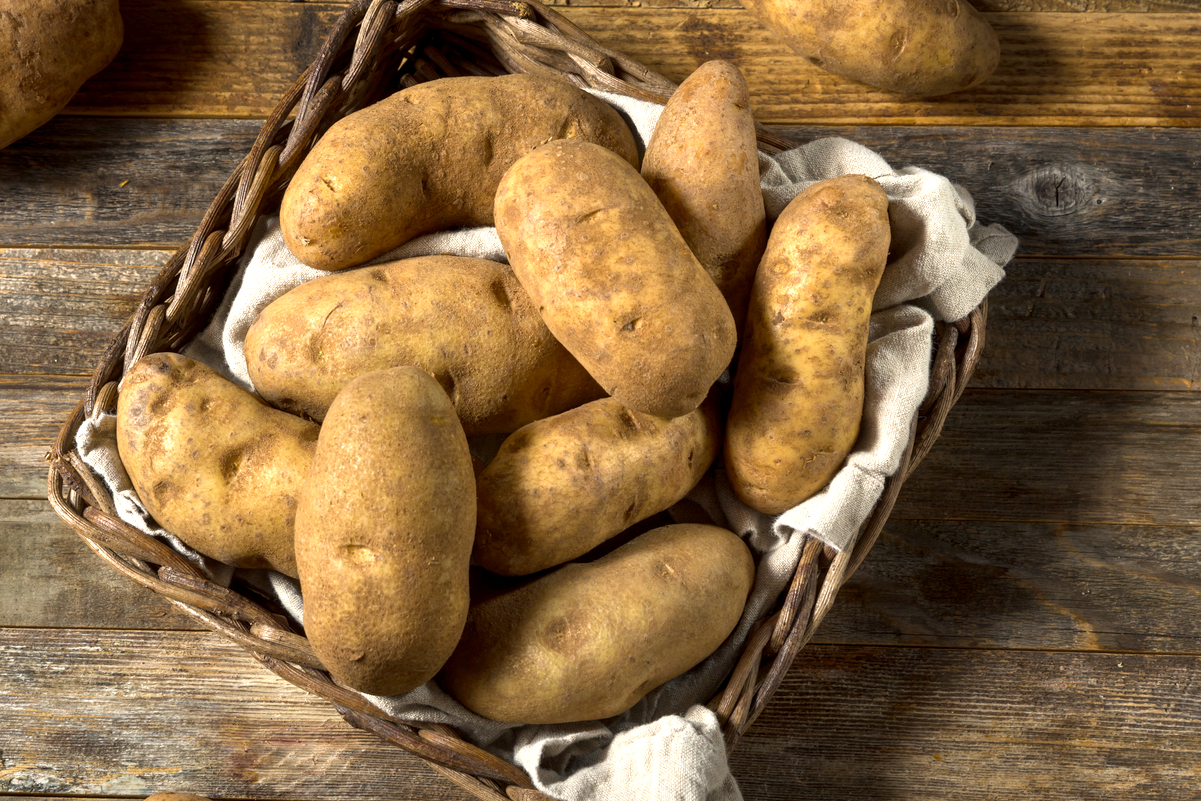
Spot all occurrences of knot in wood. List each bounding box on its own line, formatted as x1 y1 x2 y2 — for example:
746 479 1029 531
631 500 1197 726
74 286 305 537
1025 164 1099 218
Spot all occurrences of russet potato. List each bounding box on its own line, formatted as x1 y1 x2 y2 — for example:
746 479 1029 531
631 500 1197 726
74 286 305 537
474 397 721 576
294 366 476 696
244 255 604 434
280 74 640 272
494 139 737 420
116 352 318 577
725 174 891 514
439 523 755 724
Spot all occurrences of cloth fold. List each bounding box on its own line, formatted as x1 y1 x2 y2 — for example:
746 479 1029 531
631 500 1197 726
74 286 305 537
74 87 1017 801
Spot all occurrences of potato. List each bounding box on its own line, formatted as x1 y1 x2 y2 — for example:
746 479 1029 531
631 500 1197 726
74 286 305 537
474 397 721 576
244 255 604 434
642 60 766 332
439 523 754 724
280 74 640 272
740 0 999 97
294 366 476 696
115 352 318 577
725 174 890 515
495 139 737 420
0 0 123 149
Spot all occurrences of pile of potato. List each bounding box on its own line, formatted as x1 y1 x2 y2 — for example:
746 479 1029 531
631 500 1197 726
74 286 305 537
115 63 890 725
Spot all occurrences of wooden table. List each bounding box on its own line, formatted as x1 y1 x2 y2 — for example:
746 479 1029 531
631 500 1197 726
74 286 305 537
3 1 1200 799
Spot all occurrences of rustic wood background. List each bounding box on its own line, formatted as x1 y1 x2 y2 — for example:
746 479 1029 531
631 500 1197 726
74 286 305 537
2 0 1200 799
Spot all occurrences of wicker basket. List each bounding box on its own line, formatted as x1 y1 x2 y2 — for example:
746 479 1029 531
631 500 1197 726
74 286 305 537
45 1 987 798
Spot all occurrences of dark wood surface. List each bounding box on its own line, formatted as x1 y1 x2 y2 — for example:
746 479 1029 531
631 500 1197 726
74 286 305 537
3 1 1200 799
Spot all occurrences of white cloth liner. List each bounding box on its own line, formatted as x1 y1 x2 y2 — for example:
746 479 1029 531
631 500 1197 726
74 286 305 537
75 88 1018 801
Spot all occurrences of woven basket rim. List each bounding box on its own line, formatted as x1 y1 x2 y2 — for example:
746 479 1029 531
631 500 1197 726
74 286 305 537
45 1 989 798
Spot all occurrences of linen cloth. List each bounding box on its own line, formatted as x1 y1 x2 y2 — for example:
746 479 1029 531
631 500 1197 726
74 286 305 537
76 88 1017 801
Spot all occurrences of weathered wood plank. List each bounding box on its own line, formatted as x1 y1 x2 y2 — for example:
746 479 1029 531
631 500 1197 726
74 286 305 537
559 10 1201 126
0 117 260 249
0 376 92 500
977 258 1201 391
824 518 1201 652
57 3 1201 126
1 629 1197 800
732 645 1201 800
10 491 1200 654
3 120 1201 256
8 379 1201 522
0 249 167 376
0 629 465 800
893 388 1201 527
0 500 201 631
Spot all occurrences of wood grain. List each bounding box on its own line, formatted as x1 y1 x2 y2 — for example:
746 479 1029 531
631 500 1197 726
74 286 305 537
0 375 91 500
8 494 1199 653
53 3 1201 126
5 119 1200 257
0 249 166 375
732 645 1201 800
1 629 1196 800
893 389 1201 527
825 519 1201 652
0 629 465 800
0 500 201 631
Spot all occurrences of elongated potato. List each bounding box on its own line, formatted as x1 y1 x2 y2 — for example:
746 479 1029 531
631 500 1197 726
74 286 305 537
1 0 123 149
740 0 999 97
294 367 476 696
280 74 640 272
474 397 721 576
244 255 604 433
439 523 754 724
642 60 766 332
495 139 737 420
725 174 890 514
116 352 318 577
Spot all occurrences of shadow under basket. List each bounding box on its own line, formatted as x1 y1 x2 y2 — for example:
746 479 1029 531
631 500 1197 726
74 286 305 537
45 1 988 799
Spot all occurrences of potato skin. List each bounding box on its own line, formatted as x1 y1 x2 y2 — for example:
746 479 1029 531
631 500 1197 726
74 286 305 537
495 139 737 420
280 74 640 272
115 352 318 577
0 0 123 149
244 255 604 434
294 367 476 697
740 0 999 97
474 397 721 576
725 174 890 515
642 60 766 333
439 523 754 724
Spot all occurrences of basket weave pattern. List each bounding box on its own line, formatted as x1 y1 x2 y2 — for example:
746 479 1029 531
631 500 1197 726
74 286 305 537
46 1 987 799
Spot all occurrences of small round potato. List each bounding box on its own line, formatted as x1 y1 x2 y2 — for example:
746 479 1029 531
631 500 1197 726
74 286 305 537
244 255 604 434
439 523 755 724
495 139 737 420
474 397 721 576
116 352 318 577
725 174 891 514
294 366 476 697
